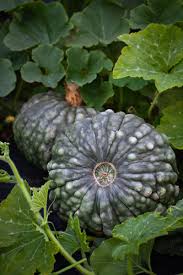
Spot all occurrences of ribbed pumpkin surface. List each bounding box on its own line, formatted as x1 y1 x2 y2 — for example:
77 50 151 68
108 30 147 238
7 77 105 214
48 110 179 235
13 91 97 169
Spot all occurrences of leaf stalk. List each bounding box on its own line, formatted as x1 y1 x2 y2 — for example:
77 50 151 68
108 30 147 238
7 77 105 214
147 91 159 121
0 152 94 275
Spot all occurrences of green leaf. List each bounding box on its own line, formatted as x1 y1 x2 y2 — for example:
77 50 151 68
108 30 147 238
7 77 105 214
170 199 183 218
90 238 154 275
0 141 9 156
4 2 71 51
58 215 89 255
0 0 32 11
0 185 57 274
66 47 113 86
90 238 128 275
157 101 183 149
80 80 114 109
0 58 16 97
130 0 183 29
0 22 11 58
0 22 28 70
66 0 129 47
112 76 148 91
112 212 178 260
0 169 15 183
21 44 65 88
158 87 183 110
113 24 183 92
31 181 50 213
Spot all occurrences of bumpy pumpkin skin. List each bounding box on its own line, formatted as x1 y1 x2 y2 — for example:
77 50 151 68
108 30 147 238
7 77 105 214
48 110 179 235
13 91 97 169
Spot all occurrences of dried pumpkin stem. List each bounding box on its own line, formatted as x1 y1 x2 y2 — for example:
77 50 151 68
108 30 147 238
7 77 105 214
64 81 83 107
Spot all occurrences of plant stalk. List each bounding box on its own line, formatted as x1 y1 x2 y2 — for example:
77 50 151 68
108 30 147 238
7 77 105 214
0 154 94 275
51 258 87 274
127 256 134 275
147 91 159 121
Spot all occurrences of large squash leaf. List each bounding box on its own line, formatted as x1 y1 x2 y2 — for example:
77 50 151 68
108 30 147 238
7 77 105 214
130 0 183 29
90 238 154 275
66 0 129 47
66 47 112 86
80 80 114 109
0 58 16 97
90 238 128 275
0 0 32 11
112 212 178 260
0 185 57 275
4 2 71 51
112 76 148 91
113 24 183 93
157 101 183 149
58 216 89 255
21 44 65 88
0 23 28 70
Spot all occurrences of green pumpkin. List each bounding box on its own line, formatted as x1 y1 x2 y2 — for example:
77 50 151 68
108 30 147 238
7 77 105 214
48 110 179 235
13 91 97 169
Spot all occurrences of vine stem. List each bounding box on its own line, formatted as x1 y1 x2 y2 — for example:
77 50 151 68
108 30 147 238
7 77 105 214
127 257 134 275
0 154 94 275
51 258 87 274
13 78 24 111
147 91 160 121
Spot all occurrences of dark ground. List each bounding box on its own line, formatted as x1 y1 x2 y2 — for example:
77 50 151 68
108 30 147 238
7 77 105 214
0 142 183 275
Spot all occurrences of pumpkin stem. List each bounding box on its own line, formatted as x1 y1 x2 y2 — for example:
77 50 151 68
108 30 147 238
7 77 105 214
64 82 83 107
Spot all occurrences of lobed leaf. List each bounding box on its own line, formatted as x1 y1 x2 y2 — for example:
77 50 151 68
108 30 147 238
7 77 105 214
66 47 113 86
21 44 65 88
80 80 114 109
58 215 89 255
0 0 32 11
157 101 183 149
112 76 148 91
66 0 129 47
0 58 16 97
4 2 71 51
130 0 183 29
113 24 183 92
112 212 177 260
31 181 50 214
0 22 28 70
90 238 128 275
0 185 57 274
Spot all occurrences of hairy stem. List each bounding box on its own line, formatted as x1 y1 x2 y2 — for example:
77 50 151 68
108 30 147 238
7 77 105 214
51 258 87 274
127 256 134 275
147 91 159 121
45 225 94 275
0 154 94 275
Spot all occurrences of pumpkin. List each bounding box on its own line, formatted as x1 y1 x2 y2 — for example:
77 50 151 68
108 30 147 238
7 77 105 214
47 110 179 235
13 91 97 169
